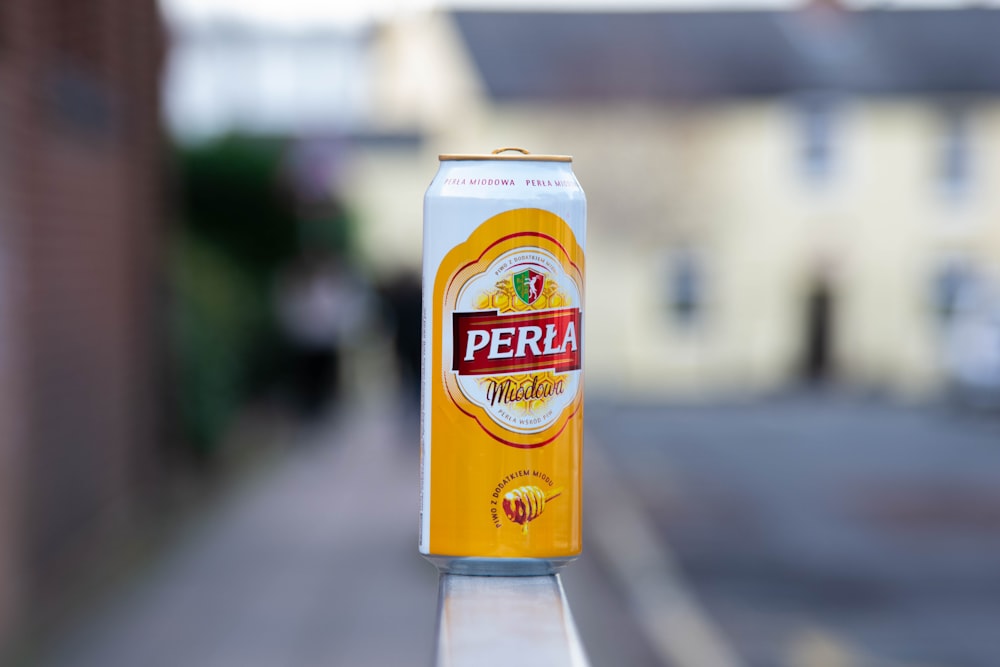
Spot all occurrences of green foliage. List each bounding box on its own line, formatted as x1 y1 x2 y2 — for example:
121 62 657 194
170 234 262 453
169 136 299 456
175 137 299 277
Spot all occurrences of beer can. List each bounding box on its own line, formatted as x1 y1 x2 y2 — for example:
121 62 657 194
420 147 586 575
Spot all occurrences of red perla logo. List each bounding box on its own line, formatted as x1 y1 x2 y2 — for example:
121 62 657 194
443 244 583 438
452 308 581 376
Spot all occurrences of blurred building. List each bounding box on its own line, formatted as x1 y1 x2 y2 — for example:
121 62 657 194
0 0 164 652
165 22 372 141
354 7 1000 400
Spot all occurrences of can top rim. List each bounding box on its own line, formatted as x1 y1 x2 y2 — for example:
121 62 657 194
439 147 572 163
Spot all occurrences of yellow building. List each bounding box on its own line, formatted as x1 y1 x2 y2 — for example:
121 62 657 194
349 8 1000 401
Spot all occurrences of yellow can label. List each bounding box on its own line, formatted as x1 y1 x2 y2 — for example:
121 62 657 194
429 208 584 558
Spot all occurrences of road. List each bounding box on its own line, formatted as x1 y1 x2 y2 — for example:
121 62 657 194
587 394 1000 667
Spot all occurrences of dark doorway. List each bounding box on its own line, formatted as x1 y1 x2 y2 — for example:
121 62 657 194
802 282 835 384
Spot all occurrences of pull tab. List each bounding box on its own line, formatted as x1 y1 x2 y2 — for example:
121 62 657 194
492 147 531 155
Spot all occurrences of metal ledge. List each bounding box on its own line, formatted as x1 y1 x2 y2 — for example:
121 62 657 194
434 574 591 667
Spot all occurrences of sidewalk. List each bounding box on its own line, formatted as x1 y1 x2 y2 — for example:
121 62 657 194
33 405 439 667
27 394 713 667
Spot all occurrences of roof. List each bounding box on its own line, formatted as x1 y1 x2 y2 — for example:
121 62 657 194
451 9 1000 101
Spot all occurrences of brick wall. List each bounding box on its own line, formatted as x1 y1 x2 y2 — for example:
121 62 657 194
0 0 164 648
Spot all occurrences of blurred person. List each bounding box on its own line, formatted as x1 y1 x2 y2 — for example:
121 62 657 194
275 251 370 418
379 270 422 409
802 280 836 386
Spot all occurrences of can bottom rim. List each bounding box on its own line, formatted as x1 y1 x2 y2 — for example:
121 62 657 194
422 555 577 576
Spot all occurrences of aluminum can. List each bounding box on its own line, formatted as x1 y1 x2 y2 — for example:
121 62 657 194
420 148 586 575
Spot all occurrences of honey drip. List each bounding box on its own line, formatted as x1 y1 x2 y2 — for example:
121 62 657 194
502 485 564 535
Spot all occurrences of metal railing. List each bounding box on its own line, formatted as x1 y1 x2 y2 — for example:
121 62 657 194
434 574 590 667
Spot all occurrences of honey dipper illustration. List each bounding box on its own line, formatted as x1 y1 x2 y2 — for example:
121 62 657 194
503 485 563 535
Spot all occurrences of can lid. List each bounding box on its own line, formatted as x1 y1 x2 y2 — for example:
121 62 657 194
439 147 572 163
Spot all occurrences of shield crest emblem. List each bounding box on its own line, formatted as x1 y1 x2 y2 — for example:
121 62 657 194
513 269 544 306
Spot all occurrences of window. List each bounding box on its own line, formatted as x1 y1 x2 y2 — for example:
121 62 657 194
44 0 115 138
664 248 705 327
939 107 972 203
799 102 837 186
932 257 977 323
